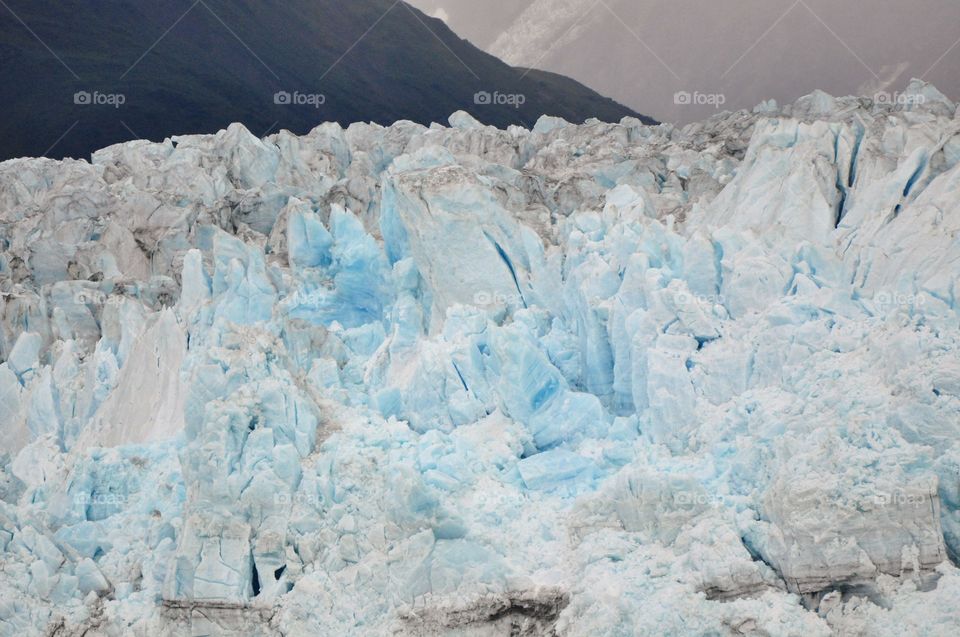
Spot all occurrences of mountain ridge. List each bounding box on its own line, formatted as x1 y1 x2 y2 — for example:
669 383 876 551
0 0 653 161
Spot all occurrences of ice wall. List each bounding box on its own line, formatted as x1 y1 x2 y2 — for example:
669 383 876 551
1 80 959 636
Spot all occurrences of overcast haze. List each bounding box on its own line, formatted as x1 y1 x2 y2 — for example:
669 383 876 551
410 0 960 123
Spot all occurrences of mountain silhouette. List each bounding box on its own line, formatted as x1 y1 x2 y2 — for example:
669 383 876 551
0 0 654 160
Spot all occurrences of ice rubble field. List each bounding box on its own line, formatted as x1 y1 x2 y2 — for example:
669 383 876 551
1 80 960 636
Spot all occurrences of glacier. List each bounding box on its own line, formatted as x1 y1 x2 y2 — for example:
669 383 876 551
1 79 960 636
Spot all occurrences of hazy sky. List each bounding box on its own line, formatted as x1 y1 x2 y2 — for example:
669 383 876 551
411 0 525 48
409 0 960 123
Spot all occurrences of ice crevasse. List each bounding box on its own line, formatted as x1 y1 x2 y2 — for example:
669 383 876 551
0 80 959 635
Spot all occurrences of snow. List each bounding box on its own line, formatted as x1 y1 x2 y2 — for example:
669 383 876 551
1 80 960 635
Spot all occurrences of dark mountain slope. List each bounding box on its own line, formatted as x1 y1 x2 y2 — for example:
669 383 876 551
0 0 655 160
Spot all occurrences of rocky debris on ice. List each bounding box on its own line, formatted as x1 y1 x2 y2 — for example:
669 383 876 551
398 587 569 636
1 79 960 635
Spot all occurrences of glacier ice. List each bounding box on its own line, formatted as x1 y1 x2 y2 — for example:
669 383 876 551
1 79 960 635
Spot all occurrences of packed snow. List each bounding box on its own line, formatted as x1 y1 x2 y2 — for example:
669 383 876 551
1 80 959 636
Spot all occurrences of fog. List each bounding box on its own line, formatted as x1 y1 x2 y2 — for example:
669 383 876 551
410 0 960 122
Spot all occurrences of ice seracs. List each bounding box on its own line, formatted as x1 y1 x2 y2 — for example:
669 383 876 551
1 79 960 635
